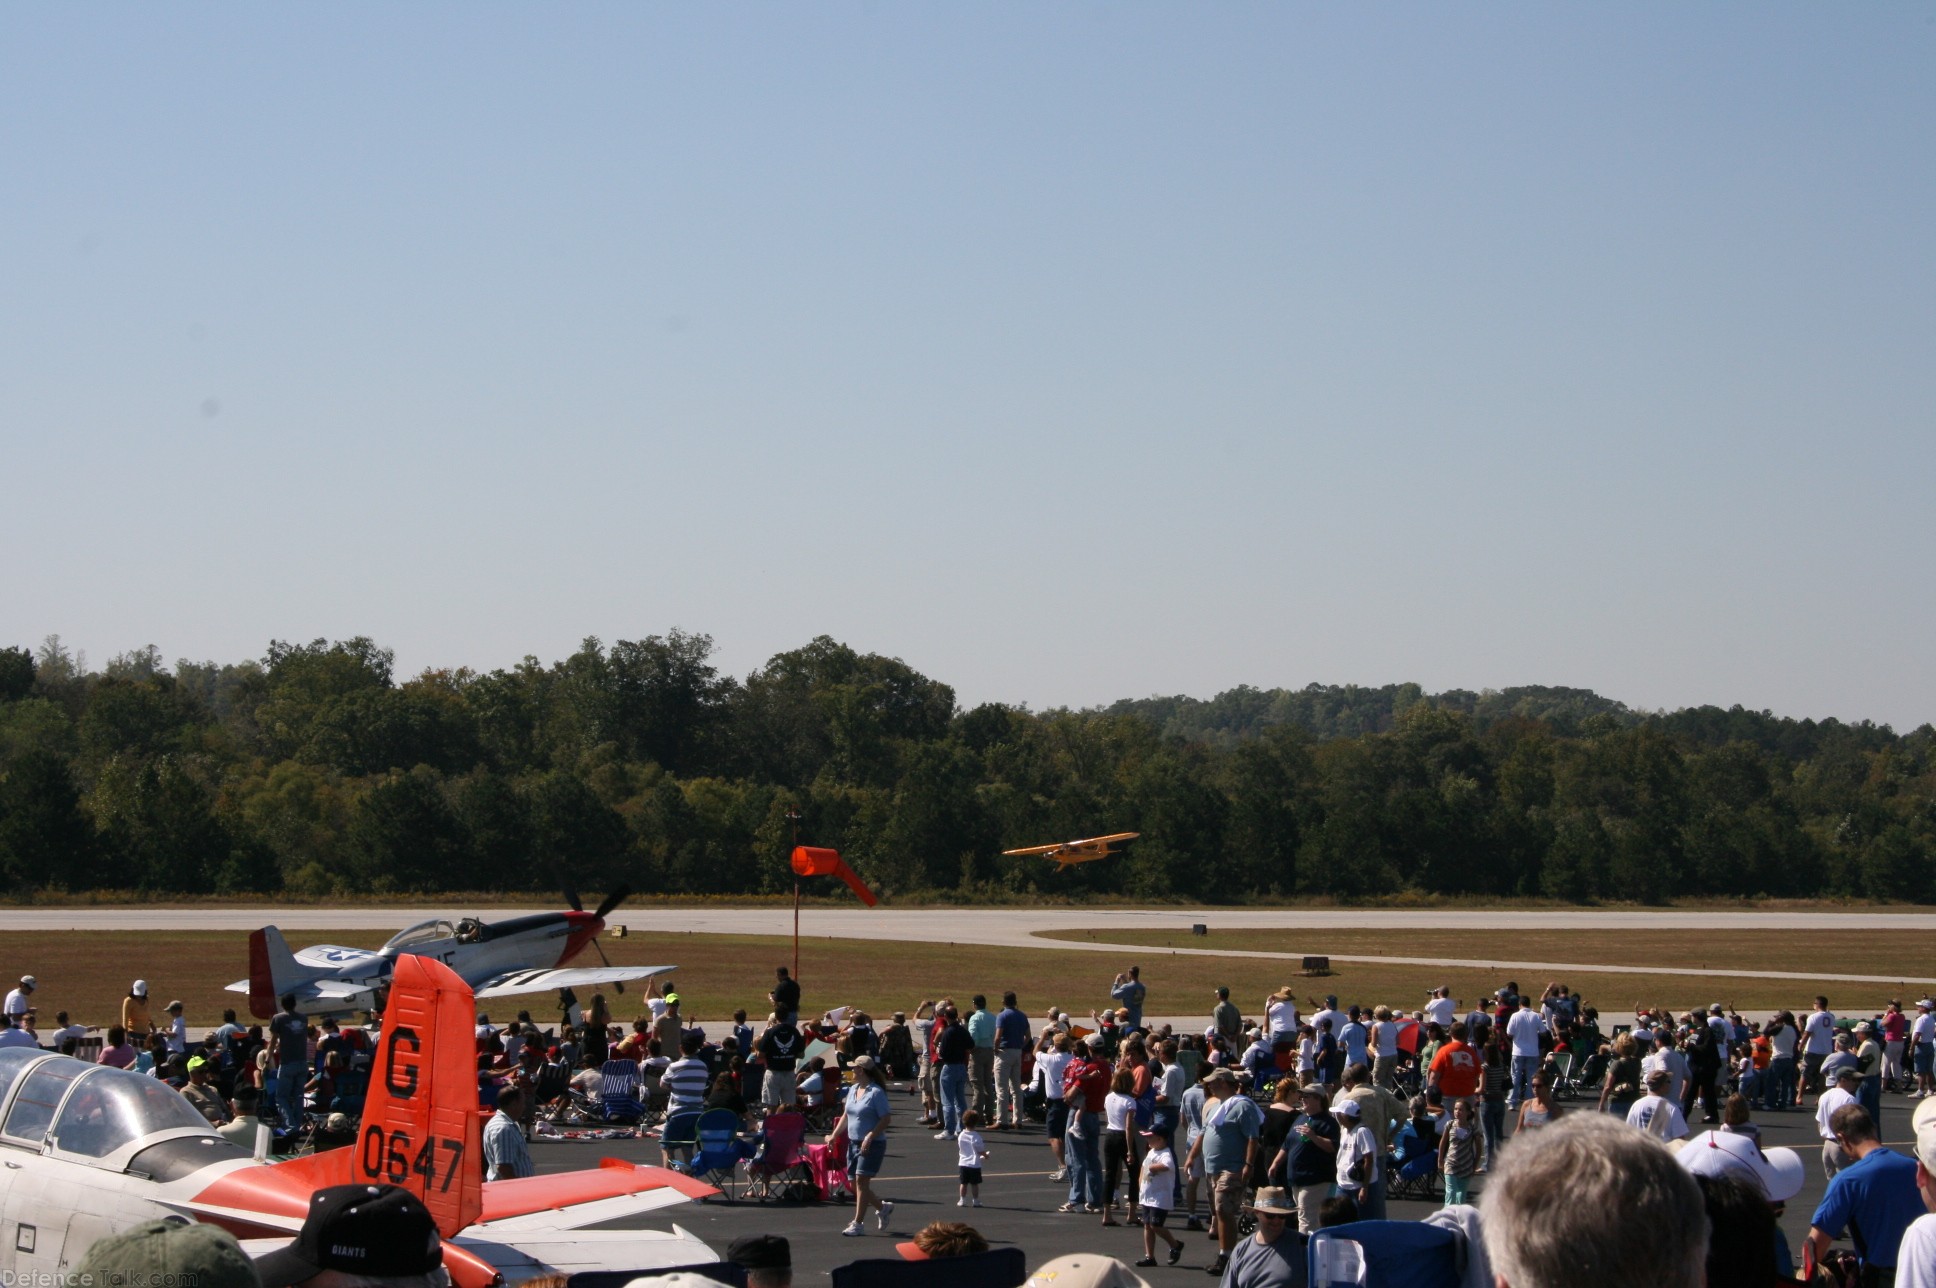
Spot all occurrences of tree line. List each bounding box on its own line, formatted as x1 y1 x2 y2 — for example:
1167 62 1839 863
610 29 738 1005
0 632 1930 903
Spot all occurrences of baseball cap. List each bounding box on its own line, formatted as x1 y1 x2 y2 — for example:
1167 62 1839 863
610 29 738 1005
1918 1000 1933 1011
665 992 681 1004
132 980 149 997
253 1185 443 1288
168 1000 185 1011
186 1055 210 1073
1912 1096 1936 1171
1671 1130 1804 1202
1205 1067 1238 1085
726 1234 790 1271
1025 1253 1153 1288
19 976 34 988
1333 1099 1362 1119
1085 1033 1105 1048
78 1219 260 1288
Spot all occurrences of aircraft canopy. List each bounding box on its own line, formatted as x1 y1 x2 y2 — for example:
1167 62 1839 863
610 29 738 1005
0 1055 213 1159
380 918 457 955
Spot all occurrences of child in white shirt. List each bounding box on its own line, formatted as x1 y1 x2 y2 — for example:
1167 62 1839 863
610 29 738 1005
1334 1101 1379 1201
1133 1127 1183 1268
956 1110 988 1207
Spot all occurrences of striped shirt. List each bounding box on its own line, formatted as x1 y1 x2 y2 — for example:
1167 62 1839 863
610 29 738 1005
665 1056 711 1114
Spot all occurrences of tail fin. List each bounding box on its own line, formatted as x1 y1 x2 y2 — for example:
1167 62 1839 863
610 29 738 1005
247 927 306 1020
352 954 484 1238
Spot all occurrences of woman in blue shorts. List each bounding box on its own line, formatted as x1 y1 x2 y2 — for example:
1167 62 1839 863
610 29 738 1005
839 1056 894 1237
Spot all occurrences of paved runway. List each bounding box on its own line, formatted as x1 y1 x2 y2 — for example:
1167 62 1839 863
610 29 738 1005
14 905 1936 987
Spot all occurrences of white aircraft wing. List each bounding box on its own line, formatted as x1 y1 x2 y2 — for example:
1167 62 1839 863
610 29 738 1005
472 965 676 999
223 978 378 1004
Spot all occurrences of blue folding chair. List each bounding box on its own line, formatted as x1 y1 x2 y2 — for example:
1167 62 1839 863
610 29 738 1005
659 1108 704 1172
692 1107 750 1199
600 1058 647 1124
1310 1220 1464 1288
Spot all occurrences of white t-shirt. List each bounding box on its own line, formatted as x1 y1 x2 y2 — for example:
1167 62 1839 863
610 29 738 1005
1266 999 1299 1039
1816 1086 1858 1141
1626 1095 1688 1141
1506 1008 1544 1058
1298 1037 1316 1074
1805 1010 1838 1056
166 1015 189 1055
1770 1023 1799 1059
1105 1091 1135 1133
1642 1050 1689 1105
956 1129 986 1169
1425 997 1456 1029
1159 1063 1188 1105
1373 1021 1399 1059
3 990 30 1019
1336 1123 1379 1191
1895 1211 1936 1288
1914 1013 1935 1046
1036 1049 1073 1100
1140 1146 1176 1208
1311 1008 1343 1040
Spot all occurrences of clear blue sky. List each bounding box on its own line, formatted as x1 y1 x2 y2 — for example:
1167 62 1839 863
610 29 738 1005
4 6 1931 728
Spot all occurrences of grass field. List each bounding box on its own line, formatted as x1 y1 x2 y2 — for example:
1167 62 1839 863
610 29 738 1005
1034 926 1936 980
5 923 1929 1035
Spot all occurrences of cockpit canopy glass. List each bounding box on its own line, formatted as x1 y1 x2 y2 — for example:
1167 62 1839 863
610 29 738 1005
51 1067 211 1158
379 919 456 955
0 1048 44 1113
3 1059 86 1145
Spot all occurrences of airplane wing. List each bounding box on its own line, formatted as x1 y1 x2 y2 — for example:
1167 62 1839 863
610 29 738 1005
1001 842 1065 856
223 979 376 1005
472 965 676 1000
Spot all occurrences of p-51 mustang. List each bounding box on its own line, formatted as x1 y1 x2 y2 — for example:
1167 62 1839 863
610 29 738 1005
1002 832 1140 868
228 888 674 1020
0 955 717 1284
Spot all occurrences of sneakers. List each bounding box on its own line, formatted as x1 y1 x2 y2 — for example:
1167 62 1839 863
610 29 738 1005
970 1198 982 1208
1049 1168 1068 1181
1134 1258 1158 1268
956 1197 967 1207
876 1200 893 1230
1168 1244 1184 1266
934 1131 953 1139
1205 1255 1227 1276
841 1222 865 1237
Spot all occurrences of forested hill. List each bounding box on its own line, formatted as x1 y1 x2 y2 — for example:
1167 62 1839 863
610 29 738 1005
0 634 1929 905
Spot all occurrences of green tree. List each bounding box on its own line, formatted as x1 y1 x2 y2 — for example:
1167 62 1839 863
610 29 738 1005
0 647 34 702
0 751 100 890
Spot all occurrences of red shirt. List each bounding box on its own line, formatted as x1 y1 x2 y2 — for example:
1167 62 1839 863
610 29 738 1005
1429 1040 1481 1098
1064 1056 1109 1112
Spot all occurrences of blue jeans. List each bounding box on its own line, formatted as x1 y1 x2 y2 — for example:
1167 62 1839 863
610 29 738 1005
1481 1100 1505 1159
276 1060 308 1128
940 1064 968 1135
1860 1076 1883 1138
1510 1055 1539 1107
1067 1111 1102 1206
1766 1056 1796 1110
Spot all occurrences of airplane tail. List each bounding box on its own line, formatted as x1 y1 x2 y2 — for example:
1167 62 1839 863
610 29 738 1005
247 927 309 1020
353 953 485 1238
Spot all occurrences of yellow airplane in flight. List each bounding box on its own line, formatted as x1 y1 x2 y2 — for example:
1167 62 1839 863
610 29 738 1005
1003 832 1140 868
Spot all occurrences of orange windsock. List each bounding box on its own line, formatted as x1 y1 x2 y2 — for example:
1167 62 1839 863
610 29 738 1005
790 845 880 907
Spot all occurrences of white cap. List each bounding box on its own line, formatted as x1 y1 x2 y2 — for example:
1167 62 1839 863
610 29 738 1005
1919 1000 1933 1011
1671 1130 1804 1202
1911 1096 1936 1171
1024 1254 1152 1288
18 976 34 988
132 980 148 997
1333 1098 1361 1119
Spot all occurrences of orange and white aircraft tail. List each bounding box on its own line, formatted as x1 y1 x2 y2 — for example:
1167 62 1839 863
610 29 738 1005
351 953 485 1236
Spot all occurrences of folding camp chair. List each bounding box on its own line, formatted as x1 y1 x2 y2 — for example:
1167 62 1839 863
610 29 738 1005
743 1110 814 1202
805 1126 851 1202
692 1107 749 1199
1386 1122 1441 1201
600 1058 647 1124
1310 1220 1464 1288
659 1108 704 1172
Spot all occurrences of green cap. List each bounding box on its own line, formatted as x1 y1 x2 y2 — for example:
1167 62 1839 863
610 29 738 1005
77 1220 261 1288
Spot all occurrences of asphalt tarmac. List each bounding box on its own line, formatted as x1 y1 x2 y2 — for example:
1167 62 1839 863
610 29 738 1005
535 1079 1872 1282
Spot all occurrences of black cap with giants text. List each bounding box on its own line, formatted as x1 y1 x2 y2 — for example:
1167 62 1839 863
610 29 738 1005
254 1184 443 1287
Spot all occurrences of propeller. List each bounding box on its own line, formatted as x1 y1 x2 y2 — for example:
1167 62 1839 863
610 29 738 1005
562 887 583 914
593 885 631 921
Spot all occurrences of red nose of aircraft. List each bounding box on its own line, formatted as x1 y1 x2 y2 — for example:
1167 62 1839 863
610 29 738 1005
559 909 603 965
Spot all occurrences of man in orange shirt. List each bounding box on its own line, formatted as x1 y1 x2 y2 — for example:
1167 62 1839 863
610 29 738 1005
1429 1022 1483 1115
